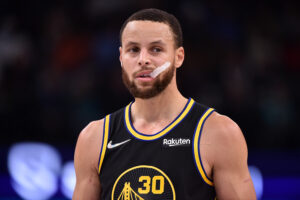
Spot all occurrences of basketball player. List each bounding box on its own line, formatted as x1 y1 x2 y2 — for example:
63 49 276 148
73 8 256 200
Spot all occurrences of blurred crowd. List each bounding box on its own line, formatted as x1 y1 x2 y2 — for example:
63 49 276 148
0 0 299 149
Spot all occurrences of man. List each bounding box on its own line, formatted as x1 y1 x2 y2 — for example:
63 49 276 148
73 8 256 200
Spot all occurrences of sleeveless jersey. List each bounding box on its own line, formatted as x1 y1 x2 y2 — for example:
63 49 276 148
98 98 216 200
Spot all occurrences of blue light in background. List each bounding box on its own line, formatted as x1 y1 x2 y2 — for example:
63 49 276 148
61 161 76 199
8 142 62 200
249 165 263 199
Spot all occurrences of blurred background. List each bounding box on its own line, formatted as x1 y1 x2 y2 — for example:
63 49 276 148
0 0 299 199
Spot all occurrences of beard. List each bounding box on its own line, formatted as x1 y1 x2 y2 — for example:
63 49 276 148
122 64 175 99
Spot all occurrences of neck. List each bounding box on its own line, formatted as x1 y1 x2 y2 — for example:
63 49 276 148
131 85 187 123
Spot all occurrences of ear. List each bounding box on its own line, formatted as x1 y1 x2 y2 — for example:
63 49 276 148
119 46 123 67
174 47 184 68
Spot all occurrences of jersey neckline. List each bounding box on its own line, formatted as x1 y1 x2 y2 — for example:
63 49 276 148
124 98 195 141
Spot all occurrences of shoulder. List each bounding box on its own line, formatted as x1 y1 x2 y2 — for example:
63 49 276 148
77 119 104 148
202 112 248 164
79 119 104 140
204 112 245 145
74 119 105 172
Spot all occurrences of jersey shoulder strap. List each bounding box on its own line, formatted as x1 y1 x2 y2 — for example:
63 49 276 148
97 106 126 174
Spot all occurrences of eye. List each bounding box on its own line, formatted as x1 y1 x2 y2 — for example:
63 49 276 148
151 47 162 53
128 47 140 53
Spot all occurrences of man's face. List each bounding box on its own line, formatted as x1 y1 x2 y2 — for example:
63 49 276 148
120 20 183 99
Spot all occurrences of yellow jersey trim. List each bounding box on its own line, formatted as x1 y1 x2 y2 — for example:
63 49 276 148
193 108 215 186
125 98 195 141
98 115 110 174
112 165 176 200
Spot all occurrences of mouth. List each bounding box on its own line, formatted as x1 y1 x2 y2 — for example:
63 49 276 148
135 70 155 81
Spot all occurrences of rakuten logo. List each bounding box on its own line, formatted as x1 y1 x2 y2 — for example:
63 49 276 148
163 138 191 147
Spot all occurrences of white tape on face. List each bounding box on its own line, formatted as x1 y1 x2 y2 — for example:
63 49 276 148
150 61 171 78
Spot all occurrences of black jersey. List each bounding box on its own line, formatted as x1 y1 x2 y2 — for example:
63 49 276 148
98 98 216 200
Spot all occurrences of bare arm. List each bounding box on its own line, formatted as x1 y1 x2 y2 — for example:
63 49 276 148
201 113 256 200
73 120 104 200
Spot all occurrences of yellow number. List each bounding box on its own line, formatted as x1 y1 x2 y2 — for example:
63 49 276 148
138 175 165 195
152 176 164 194
138 176 151 194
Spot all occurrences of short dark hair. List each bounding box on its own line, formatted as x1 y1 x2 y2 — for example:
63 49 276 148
120 8 183 48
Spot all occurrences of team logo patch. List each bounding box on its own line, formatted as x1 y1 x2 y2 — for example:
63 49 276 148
112 165 176 200
163 138 191 147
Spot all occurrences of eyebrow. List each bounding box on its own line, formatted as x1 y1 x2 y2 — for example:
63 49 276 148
125 41 139 46
124 40 166 47
150 40 166 46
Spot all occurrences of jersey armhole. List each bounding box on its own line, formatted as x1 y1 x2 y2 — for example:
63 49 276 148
193 108 215 187
98 114 110 174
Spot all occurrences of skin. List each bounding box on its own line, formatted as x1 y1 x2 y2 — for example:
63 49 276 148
73 20 256 200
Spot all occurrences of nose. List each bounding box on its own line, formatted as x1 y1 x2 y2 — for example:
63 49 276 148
138 49 150 66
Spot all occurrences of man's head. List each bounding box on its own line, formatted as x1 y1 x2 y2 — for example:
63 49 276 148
119 9 184 99
120 8 183 48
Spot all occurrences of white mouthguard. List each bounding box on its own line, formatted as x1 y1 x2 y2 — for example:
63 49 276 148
150 62 171 78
